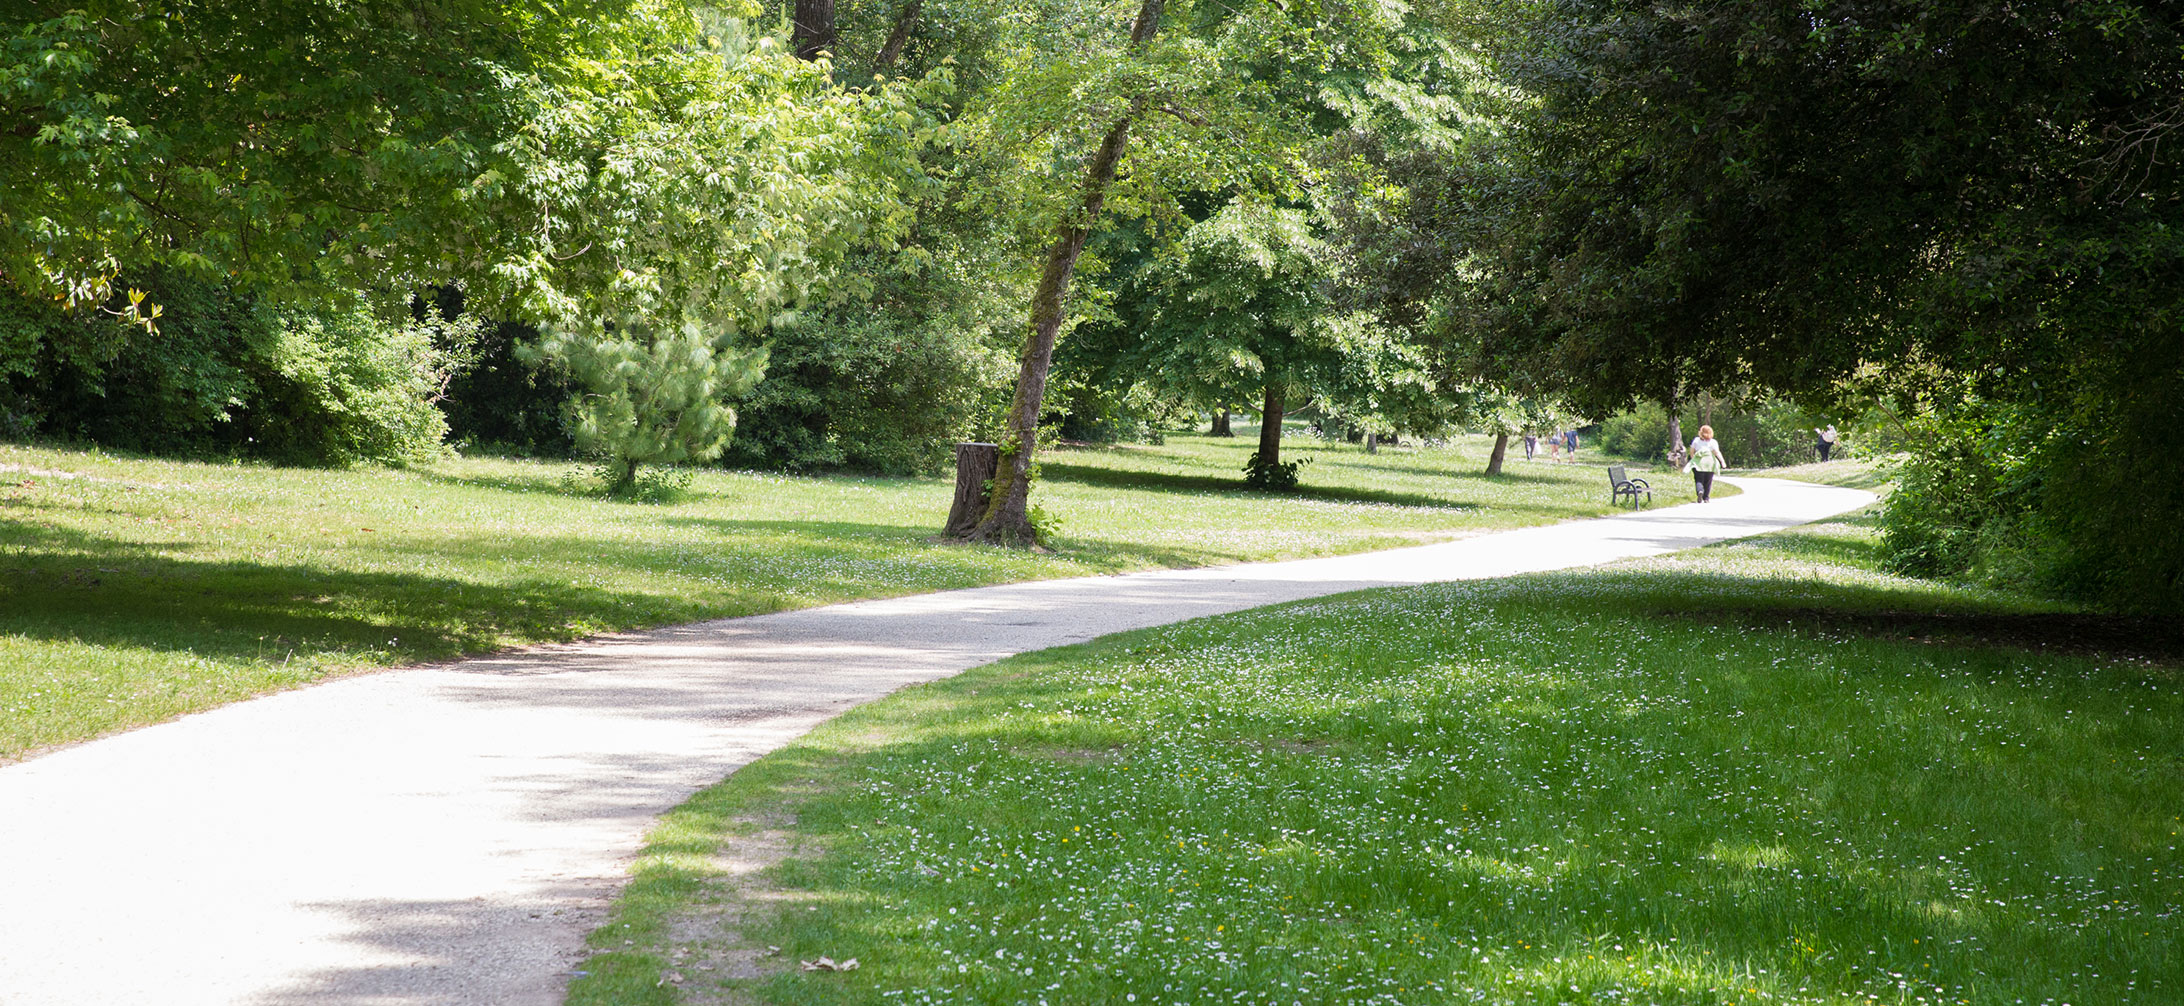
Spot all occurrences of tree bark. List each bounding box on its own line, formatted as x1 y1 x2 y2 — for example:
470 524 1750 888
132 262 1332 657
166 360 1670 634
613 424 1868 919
1210 409 1231 437
793 0 836 61
1256 378 1285 469
1365 428 1378 454
943 442 999 536
1485 432 1509 475
874 0 922 75
962 0 1166 545
1665 395 1685 463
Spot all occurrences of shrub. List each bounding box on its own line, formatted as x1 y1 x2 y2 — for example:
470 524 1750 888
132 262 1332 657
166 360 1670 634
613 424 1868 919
526 305 766 494
241 301 478 466
1 278 471 465
724 310 1011 475
1243 450 1307 490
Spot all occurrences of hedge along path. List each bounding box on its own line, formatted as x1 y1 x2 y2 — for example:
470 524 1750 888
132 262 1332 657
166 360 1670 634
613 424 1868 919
0 477 1874 1006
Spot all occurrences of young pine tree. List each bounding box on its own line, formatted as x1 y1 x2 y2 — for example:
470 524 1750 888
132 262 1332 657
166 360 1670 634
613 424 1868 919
528 306 768 494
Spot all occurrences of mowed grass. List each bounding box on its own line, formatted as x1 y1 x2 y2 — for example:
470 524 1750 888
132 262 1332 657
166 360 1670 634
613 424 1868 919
575 509 2180 1006
0 428 1646 759
1746 457 1898 492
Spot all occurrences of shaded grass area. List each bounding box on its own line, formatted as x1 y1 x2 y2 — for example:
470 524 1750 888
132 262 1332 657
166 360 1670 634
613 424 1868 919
0 430 1633 758
575 508 2180 1006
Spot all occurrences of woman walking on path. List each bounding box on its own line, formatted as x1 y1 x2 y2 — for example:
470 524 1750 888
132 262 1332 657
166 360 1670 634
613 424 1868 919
1688 425 1728 502
1814 424 1838 461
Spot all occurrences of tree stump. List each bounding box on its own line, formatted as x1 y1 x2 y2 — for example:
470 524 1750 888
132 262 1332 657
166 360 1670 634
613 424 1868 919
944 442 1000 537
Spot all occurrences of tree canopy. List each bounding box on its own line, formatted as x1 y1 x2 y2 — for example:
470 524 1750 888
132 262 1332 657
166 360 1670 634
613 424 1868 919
1353 0 2183 609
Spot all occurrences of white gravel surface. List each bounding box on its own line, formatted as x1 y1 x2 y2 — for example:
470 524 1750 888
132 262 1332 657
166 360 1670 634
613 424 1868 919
0 476 1873 1005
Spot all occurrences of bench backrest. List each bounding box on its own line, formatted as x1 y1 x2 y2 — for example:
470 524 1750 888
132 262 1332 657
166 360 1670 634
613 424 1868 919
1607 464 1627 484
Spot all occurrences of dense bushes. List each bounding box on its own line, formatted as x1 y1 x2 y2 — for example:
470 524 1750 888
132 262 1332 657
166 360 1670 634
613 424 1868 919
1881 363 2184 614
439 321 578 459
0 279 473 465
723 313 1010 475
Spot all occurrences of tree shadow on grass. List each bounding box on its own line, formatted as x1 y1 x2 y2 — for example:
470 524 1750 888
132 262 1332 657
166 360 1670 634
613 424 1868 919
1038 461 1483 511
679 564 2177 1006
1674 605 2184 666
1727 523 1889 568
411 465 587 498
0 524 727 672
1544 561 2181 669
657 515 1238 571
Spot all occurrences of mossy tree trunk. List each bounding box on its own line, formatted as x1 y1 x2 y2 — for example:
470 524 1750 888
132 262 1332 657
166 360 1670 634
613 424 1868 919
962 0 1166 545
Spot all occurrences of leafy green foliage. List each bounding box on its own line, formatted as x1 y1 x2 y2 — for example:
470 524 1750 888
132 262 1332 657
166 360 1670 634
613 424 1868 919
2 2 935 315
724 237 1019 474
1364 0 2184 612
439 319 580 459
250 301 481 467
0 278 473 464
1240 447 1305 490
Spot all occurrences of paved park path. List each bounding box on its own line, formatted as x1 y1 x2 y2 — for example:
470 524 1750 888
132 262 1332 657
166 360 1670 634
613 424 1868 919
0 476 1874 1006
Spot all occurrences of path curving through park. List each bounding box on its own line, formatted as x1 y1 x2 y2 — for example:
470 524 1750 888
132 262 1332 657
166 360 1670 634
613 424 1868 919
0 476 1874 1006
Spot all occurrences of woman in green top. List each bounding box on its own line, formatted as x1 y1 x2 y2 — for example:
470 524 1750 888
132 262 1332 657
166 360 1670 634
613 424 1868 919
1688 424 1728 502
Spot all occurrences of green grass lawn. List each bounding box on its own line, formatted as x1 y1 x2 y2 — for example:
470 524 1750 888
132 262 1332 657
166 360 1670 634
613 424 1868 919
572 508 2180 1006
0 429 1653 759
1745 456 1898 492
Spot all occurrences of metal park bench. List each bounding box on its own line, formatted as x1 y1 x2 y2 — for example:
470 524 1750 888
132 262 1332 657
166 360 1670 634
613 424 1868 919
1607 464 1651 508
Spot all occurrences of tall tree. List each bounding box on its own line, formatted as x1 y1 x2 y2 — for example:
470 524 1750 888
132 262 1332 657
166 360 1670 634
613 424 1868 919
1411 0 2184 610
3 2 941 481
962 0 1164 543
792 0 836 60
953 0 1410 536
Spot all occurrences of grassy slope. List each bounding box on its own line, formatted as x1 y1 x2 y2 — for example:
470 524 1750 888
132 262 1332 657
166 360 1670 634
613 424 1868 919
575 508 2180 1006
0 430 1655 758
1743 456 1897 492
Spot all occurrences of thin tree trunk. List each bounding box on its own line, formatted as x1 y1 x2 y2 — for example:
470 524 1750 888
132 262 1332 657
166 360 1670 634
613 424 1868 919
962 0 1166 545
1210 408 1231 437
793 0 836 61
608 457 638 496
1485 432 1509 475
1665 393 1684 463
1256 379 1285 469
874 0 922 75
1365 429 1377 454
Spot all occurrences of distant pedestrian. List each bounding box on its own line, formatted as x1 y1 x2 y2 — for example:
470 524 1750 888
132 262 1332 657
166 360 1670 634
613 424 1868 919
1815 424 1838 461
1564 429 1580 459
1688 424 1728 502
1523 433 1538 461
1546 431 1563 462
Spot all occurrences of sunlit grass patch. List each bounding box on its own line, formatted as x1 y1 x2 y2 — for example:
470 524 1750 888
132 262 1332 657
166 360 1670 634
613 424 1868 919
585 512 2180 1006
1747 456 1899 492
0 430 1634 758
